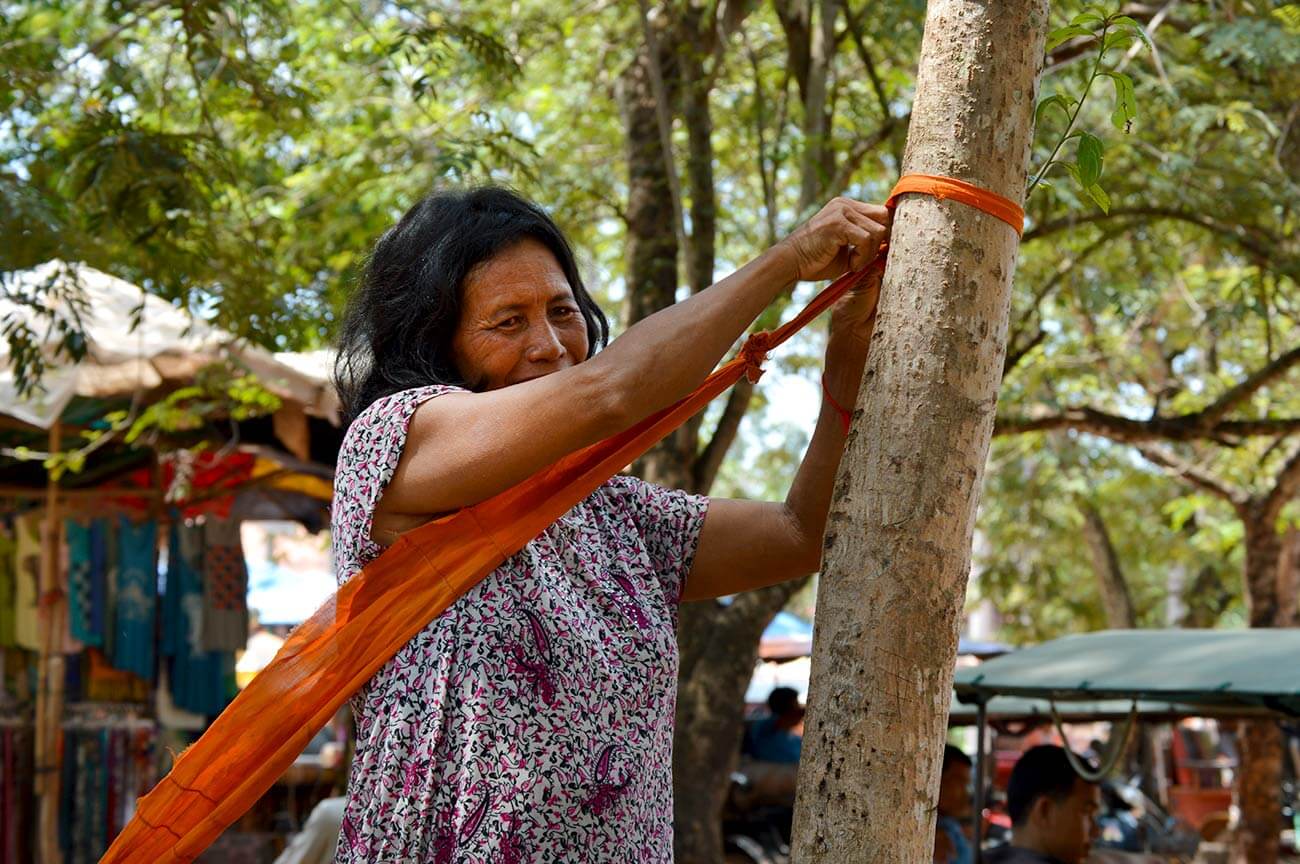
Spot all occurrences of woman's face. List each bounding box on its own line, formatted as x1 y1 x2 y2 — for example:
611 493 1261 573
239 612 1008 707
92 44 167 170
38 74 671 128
451 238 590 391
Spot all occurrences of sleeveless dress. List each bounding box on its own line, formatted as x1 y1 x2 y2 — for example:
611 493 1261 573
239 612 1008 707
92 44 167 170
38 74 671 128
331 385 708 863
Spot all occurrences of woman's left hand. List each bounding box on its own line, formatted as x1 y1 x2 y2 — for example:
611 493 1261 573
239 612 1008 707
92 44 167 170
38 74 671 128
828 265 883 349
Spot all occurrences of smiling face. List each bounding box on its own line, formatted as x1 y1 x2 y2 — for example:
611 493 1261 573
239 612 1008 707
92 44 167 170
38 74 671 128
450 238 591 391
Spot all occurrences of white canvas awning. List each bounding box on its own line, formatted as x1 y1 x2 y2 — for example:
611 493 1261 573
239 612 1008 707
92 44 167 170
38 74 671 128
0 260 339 427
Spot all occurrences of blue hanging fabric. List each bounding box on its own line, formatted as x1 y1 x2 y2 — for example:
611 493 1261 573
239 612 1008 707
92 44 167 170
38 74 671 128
111 516 157 682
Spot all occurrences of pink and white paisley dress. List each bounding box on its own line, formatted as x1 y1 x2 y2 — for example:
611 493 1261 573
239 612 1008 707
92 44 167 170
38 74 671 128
330 385 708 863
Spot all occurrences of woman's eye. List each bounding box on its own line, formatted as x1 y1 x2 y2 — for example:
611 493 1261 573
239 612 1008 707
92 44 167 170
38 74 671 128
495 316 523 330
552 306 578 319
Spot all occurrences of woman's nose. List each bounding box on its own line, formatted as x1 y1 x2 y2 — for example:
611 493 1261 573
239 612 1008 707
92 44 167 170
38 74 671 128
525 322 565 362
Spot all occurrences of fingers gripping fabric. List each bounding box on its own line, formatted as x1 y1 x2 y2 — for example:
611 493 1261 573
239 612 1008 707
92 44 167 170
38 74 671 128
101 175 1023 863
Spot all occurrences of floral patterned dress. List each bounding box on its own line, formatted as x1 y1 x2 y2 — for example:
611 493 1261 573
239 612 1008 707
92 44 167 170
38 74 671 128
331 385 708 863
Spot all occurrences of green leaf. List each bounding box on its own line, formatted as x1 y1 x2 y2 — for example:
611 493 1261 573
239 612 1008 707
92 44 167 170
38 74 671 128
1101 30 1137 54
1101 71 1137 130
1035 94 1072 127
1111 16 1154 50
1046 24 1094 51
1076 132 1104 186
1084 182 1111 213
1070 12 1105 26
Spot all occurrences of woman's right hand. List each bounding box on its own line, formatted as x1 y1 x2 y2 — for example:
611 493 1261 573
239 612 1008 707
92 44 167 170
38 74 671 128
778 197 891 282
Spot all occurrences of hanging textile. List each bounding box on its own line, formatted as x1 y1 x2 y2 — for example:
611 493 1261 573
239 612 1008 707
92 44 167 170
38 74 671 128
102 174 1024 863
0 522 15 648
199 518 249 653
56 714 156 863
101 525 118 662
12 514 40 652
0 720 34 864
160 521 236 717
114 452 257 520
84 650 149 704
111 517 157 682
89 520 108 646
66 520 105 647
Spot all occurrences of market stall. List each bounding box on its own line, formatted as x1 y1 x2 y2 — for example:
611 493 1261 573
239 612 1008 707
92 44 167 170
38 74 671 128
0 260 341 863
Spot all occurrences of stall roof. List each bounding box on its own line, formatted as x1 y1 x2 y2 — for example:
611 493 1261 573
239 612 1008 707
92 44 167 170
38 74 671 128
0 260 339 427
953 629 1300 716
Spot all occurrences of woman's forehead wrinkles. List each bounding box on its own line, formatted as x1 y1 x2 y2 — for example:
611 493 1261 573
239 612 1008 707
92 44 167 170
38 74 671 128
468 277 574 314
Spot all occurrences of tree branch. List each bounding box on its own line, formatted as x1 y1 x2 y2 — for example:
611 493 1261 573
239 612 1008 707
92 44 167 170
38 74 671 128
1004 328 1047 375
995 409 1300 442
1005 228 1121 374
825 114 905 198
1137 444 1249 508
692 378 755 492
1078 499 1137 628
843 3 892 124
1263 442 1300 525
1191 344 1300 429
997 343 1300 442
1024 206 1286 271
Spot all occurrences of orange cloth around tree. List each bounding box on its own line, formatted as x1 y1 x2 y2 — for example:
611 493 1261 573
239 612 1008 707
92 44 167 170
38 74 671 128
100 174 1023 863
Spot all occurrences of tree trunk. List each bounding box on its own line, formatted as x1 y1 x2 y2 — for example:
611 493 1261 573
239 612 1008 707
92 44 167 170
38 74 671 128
617 36 693 492
1180 564 1233 628
1233 511 1285 864
1079 500 1138 628
789 1 1048 860
616 41 680 335
1275 526 1299 628
673 584 804 862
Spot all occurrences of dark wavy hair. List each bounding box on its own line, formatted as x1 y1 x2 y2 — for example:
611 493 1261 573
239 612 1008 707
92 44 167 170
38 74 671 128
334 186 610 425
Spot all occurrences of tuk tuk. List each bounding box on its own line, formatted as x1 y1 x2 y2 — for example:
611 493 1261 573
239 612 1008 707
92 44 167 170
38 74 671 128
952 629 1300 862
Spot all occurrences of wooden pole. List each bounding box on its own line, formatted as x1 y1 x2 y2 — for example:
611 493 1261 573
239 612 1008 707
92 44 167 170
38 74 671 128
789 1 1049 860
35 422 66 864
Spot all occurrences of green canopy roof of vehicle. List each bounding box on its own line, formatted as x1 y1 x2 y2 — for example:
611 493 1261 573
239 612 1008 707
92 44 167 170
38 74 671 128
945 694 1274 725
952 629 1300 717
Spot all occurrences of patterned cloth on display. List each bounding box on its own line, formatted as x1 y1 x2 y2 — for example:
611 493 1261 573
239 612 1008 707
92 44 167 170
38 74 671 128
162 521 235 717
66 520 102 646
200 518 249 653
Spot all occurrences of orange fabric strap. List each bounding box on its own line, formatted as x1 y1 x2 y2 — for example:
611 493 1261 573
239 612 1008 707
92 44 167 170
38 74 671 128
102 173 1023 863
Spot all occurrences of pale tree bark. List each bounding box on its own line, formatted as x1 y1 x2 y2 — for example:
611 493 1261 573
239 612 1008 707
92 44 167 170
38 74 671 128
1078 500 1138 629
789 1 1048 860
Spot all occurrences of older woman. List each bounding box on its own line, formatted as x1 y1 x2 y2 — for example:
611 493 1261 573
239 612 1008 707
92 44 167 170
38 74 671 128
331 185 888 862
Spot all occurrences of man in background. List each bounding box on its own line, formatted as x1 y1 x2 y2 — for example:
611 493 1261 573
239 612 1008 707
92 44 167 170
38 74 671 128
934 743 974 864
747 686 804 764
985 745 1101 864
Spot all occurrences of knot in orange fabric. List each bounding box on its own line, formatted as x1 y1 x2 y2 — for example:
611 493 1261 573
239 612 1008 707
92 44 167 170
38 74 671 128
740 331 775 382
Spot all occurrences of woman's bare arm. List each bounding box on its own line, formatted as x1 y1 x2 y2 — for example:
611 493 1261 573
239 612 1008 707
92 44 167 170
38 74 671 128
681 269 879 600
373 199 888 533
